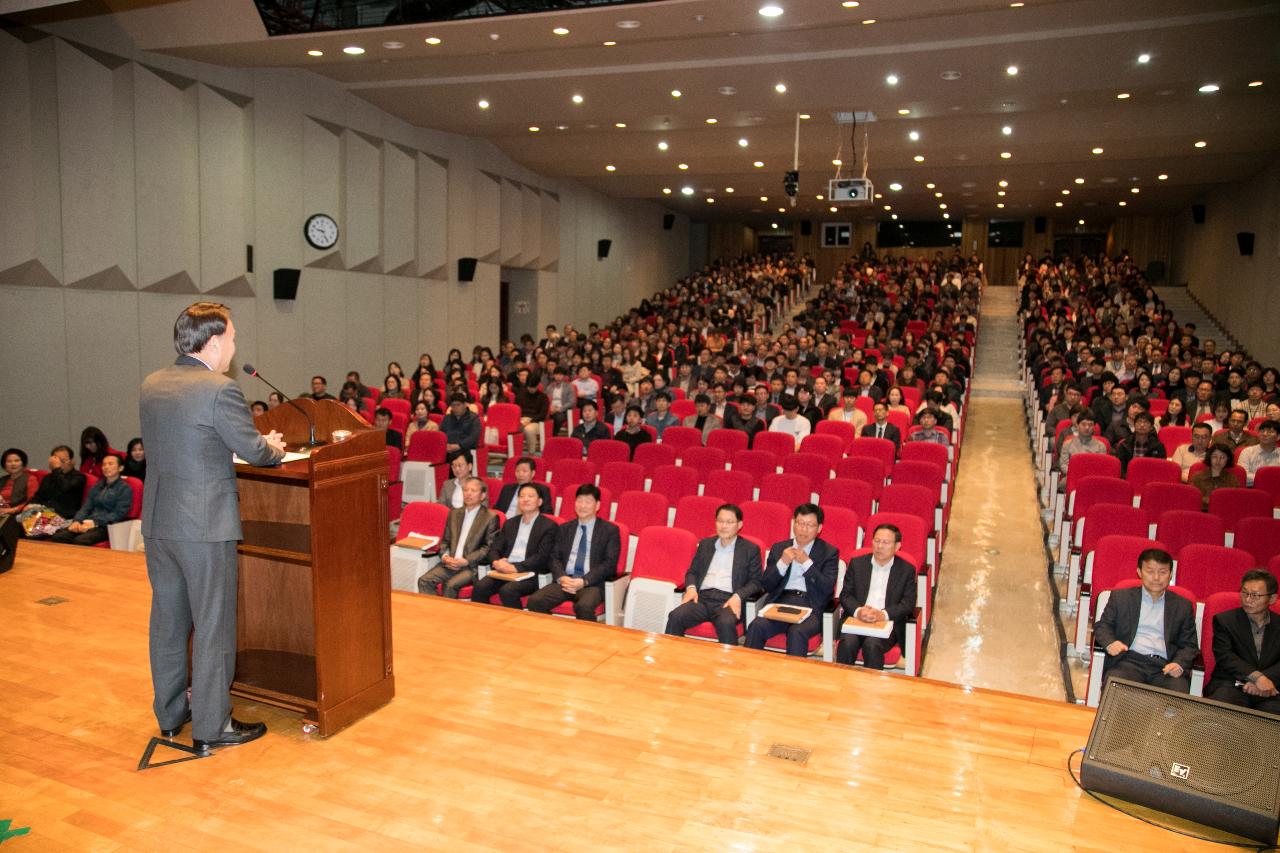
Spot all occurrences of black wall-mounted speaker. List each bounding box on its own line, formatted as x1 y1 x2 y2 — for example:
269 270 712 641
1237 232 1255 256
272 268 300 300
1192 204 1206 225
662 214 675 231
457 257 478 282
800 220 813 237
246 244 254 273
1034 216 1047 234
597 239 612 259
1081 679 1280 844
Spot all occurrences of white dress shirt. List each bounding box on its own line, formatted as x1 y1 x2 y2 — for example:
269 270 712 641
453 506 481 559
864 557 894 612
700 537 738 593
507 516 537 564
777 539 815 593
1130 588 1168 658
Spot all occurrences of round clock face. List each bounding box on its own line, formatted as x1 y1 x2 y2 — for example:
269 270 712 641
304 214 339 250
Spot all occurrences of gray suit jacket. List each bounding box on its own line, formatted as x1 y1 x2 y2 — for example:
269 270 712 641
140 355 284 542
439 506 500 569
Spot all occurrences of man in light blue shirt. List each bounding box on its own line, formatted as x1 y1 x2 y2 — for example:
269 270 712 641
1094 547 1198 692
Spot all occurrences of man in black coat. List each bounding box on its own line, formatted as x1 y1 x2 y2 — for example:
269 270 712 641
527 484 621 620
492 456 552 518
1206 569 1280 713
470 484 559 609
1093 547 1198 693
664 504 763 644
860 401 902 450
836 523 918 670
742 503 839 657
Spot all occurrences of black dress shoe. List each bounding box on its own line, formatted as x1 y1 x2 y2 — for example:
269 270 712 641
192 718 267 755
161 711 192 738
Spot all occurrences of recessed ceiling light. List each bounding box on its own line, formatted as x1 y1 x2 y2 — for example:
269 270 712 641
760 195 768 201
926 182 937 189
1006 65 1019 76
862 19 876 25
1061 189 1070 195
1074 177 1085 184
799 113 811 119
886 74 899 86
998 180 1008 187
1000 152 1012 159
425 37 442 45
996 202 1005 208
1078 218 1085 225
706 198 715 203
383 41 404 49
553 27 570 36
842 1 859 7
705 118 718 124
681 186 695 196
753 161 765 168
1009 1 1024 6
883 205 892 211
1248 80 1263 87
943 212 950 219
528 126 540 132
1055 201 1063 207
939 203 947 209
572 94 584 104
874 193 882 199
771 222 778 229
617 20 641 29
725 187 734 193
614 122 626 128
662 187 672 194
342 46 365 55
758 4 784 17
890 213 898 220
306 49 323 56
1194 140 1207 148
1001 125 1013 135
671 90 682 98
832 158 843 166
830 206 838 212
774 83 787 93
934 191 943 198
738 138 749 147
778 207 786 213
1198 83 1219 93
1130 187 1140 194
603 40 617 46
913 155 925 162
997 190 1006 197
605 164 616 172
1137 53 1150 63
1091 147 1104 154
718 86 737 96
556 125 567 130
678 163 689 170
1157 173 1168 180
1116 92 1130 99
815 194 824 200
897 108 910 116
889 182 902 191
1118 200 1127 206
477 99 490 109
908 130 920 141
657 141 669 151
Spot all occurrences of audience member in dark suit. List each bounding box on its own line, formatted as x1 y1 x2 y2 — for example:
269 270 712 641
23 445 85 527
570 400 612 451
439 450 485 509
440 393 482 453
860 401 902 450
1093 547 1198 693
835 523 918 670
50 452 132 546
527 484 621 620
664 504 763 644
1206 569 1280 714
724 396 767 448
742 503 839 656
614 405 654 461
373 407 404 452
470 484 558 609
492 456 552 517
417 477 500 598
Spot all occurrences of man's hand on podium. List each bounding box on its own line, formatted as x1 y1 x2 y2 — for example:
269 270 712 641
264 430 287 453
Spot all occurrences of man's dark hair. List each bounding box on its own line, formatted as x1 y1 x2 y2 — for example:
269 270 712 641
465 476 488 495
1242 568 1278 596
1258 419 1280 433
793 502 823 524
716 503 743 522
694 393 712 405
654 390 672 403
514 455 537 471
173 301 230 355
516 482 543 500
780 393 799 411
1137 547 1173 569
1192 422 1213 435
575 483 601 501
374 407 391 420
581 399 598 412
1133 411 1155 426
448 393 467 405
312 375 327 385
625 404 645 418
51 444 74 460
1064 383 1083 395
446 449 470 466
872 523 902 543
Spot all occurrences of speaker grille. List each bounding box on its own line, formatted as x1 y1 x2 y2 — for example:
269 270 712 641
1089 681 1280 811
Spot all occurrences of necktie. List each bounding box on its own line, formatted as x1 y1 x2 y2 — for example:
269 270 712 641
573 525 588 576
876 424 884 439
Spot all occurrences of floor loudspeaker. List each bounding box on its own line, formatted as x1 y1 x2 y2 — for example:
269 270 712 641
0 515 18 574
457 257 477 282
273 268 300 300
663 214 675 230
1192 204 1206 224
1237 232 1255 256
1081 679 1280 843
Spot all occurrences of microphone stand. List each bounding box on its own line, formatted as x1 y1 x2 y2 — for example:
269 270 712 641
243 365 327 449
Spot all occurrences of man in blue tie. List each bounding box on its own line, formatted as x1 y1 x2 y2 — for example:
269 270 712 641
742 503 840 656
527 483 621 620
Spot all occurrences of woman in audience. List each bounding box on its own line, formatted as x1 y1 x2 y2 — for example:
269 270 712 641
0 448 33 516
444 348 466 373
408 374 438 413
1261 368 1279 400
1190 443 1240 509
404 400 439 445
410 353 437 389
884 386 912 418
79 426 111 478
1157 397 1190 429
268 391 284 409
479 379 506 411
386 361 405 381
1160 365 1183 397
122 438 146 481
379 374 405 403
619 351 650 397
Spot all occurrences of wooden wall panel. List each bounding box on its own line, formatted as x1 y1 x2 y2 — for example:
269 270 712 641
382 144 416 276
197 84 250 291
341 130 381 272
302 118 341 268
134 66 199 291
499 179 522 266
521 184 542 269
540 193 560 269
415 152 447 278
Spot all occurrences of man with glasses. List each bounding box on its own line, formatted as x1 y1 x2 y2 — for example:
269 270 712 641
1206 569 1280 714
664 504 762 645
742 504 839 657
1094 548 1198 693
835 524 918 670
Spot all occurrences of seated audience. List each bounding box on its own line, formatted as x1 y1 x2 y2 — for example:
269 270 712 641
769 394 811 449
1058 413 1106 483
836 523 918 670
664 504 762 645
404 400 440 446
373 407 403 451
860 401 901 450
909 409 949 446
417 476 499 598
527 484 621 620
725 395 767 447
572 364 601 407
470 484 559 608
1213 409 1258 451
79 426 111 478
1171 422 1213 482
493 457 552 517
683 394 722 443
1113 412 1165 476
122 438 146 481
570 399 611 451
828 388 869 432
614 405 653 460
19 446 85 536
1093 547 1197 693
1189 443 1240 509
1237 419 1279 486
50 453 131 547
308 375 335 401
1156 396 1190 429
439 450 484 509
440 394 482 454
742 503 839 657
544 366 577 438
1206 569 1280 714
644 392 679 439
0 449 34 516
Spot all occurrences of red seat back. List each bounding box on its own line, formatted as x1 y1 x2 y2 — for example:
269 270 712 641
678 446 729 480
1065 453 1121 496
833 455 887 498
1253 467 1280 507
701 469 755 505
814 419 855 451
753 431 799 458
399 502 450 538
542 436 584 467
549 459 597 492
586 439 631 466
706 429 748 456
1176 544 1256 600
1090 535 1165 593
649 464 699 504
631 527 698 585
1207 488 1273 533
1124 457 1181 492
818 477 874 524
741 500 793 544
673 495 722 538
877 484 936 531
660 426 703 450
598 461 645 496
729 449 781 485
865 512 928 568
1137 481 1202 516
633 442 677 476
1155 510 1226 558
1233 517 1280 567
848 437 896 477
613 490 669 532
798 434 845 464
819 506 861 561
780 452 833 491
1070 476 1135 519
1079 504 1150 556
899 441 949 475
758 472 813 508
406 429 448 463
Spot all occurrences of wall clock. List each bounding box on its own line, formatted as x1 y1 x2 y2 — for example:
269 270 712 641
304 213 339 250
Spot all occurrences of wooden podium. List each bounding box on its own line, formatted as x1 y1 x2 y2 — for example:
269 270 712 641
233 398 394 736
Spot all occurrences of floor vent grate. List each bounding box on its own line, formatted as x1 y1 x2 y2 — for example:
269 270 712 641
767 744 811 765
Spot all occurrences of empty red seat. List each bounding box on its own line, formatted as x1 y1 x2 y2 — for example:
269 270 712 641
548 458 597 492
758 472 813 508
679 445 729 481
730 449 781 486
1136 481 1203 517
1233 517 1280 567
660 426 703 451
701 468 754 505
706 429 749 456
598 461 645 496
1155 510 1226 558
541 436 584 467
586 439 631 467
1124 457 1181 493
819 505 862 560
753 431 800 458
1207 488 1274 537
1176 544 1256 600
780 452 832 492
649 464 699 504
673 495 722 538
741 500 793 544
798 433 845 464
817 477 874 524
814 419 856 452
633 442 677 477
834 455 886 499
848 437 897 478
614 490 669 532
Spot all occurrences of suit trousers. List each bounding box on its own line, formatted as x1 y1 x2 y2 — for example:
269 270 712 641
836 632 896 669
417 563 476 598
526 579 604 620
50 526 109 546
743 591 822 656
1104 651 1190 693
146 538 238 741
470 573 540 608
1208 683 1280 714
665 589 741 645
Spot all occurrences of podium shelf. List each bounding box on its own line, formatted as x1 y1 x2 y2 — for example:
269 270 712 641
234 648 318 706
240 521 311 557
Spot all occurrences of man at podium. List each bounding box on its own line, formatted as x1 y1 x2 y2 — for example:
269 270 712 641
140 302 286 755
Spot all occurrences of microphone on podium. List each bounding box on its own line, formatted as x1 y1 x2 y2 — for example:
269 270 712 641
242 363 326 448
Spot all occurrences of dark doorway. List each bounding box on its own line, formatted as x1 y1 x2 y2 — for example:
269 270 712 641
499 280 510 343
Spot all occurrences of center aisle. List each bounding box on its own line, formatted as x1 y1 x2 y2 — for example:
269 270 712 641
921 286 1066 700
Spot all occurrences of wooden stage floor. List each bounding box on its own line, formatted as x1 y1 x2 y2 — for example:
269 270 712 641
0 542 1236 852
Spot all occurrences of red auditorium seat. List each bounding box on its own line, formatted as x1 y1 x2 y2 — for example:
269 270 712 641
672 495 722 538
834 456 887 499
798 434 845 465
1136 481 1203 518
586 439 631 467
848 437 897 478
753 431 799 459
1232 517 1280 568
649 465 699 505
1074 534 1167 656
740 501 792 545
899 441 951 481
1252 467 1280 508
706 429 748 456
1175 544 1256 601
729 449 780 487
1207 488 1274 541
1069 503 1150 606
1154 509 1226 559
813 419 856 452
598 461 645 497
541 436 584 467
679 446 729 481
660 426 703 451
758 473 813 509
1124 457 1181 494
548 458 597 493
818 506 862 560
817 478 874 525
701 469 754 505
780 452 833 494
632 443 677 477
613 490 669 532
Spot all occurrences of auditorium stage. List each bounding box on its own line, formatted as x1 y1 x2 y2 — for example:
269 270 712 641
1 542 1234 851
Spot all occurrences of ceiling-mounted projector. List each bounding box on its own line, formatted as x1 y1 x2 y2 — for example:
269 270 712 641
828 178 874 204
